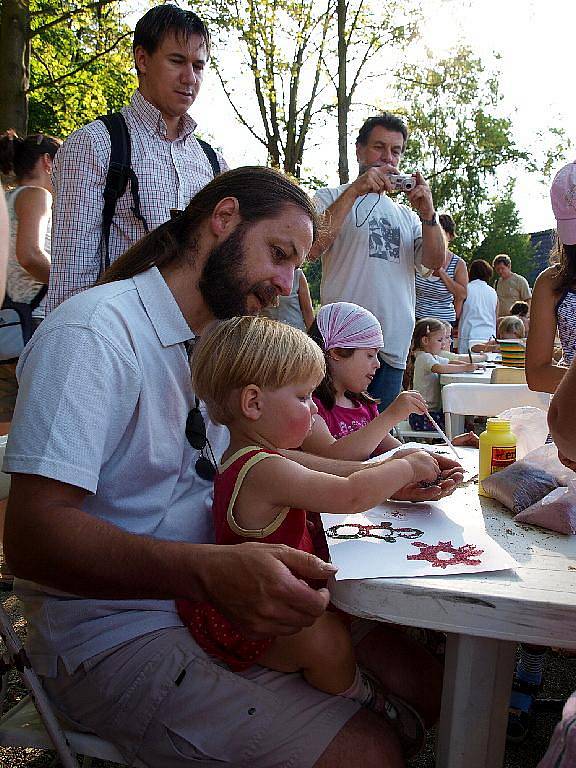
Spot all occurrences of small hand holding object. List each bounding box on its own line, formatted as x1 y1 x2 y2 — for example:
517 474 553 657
388 390 428 420
404 450 440 484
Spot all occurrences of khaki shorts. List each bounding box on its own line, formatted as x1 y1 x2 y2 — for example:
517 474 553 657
0 362 18 421
43 627 361 768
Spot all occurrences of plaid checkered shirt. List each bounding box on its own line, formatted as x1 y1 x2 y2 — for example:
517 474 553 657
47 89 228 312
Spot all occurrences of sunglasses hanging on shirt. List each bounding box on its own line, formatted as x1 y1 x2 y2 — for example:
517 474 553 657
185 397 217 482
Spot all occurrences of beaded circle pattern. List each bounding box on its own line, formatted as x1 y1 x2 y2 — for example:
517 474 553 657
406 540 484 568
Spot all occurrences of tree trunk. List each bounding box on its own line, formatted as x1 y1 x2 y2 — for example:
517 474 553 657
0 0 30 135
336 0 348 184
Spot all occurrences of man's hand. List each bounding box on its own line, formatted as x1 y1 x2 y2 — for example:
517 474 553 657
390 454 463 502
198 542 337 637
350 164 398 197
406 171 435 220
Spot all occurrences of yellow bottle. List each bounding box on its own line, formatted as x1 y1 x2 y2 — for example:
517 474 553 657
478 418 517 496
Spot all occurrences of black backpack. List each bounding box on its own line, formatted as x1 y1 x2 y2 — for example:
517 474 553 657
97 113 221 273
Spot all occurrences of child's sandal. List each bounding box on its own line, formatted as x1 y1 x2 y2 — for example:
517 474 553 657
360 668 426 757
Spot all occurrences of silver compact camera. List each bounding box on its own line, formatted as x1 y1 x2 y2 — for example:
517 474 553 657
387 173 416 192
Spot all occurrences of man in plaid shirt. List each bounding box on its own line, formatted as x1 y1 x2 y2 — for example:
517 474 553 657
47 4 227 313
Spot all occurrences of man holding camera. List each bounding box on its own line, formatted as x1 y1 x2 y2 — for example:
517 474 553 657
310 113 445 410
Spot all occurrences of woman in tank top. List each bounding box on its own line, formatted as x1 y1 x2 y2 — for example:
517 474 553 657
0 131 60 424
415 213 468 324
526 161 576 395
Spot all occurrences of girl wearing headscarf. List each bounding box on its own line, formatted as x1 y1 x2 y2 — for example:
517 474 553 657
302 302 428 459
302 302 477 459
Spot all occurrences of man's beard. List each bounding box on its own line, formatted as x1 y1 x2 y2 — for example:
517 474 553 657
198 223 278 319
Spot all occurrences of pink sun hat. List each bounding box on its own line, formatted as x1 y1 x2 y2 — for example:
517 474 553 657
551 160 576 245
316 302 384 351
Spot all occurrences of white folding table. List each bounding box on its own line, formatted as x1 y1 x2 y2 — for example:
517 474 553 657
438 369 494 433
329 482 576 768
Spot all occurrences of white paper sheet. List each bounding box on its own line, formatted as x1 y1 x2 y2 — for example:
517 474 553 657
322 487 516 580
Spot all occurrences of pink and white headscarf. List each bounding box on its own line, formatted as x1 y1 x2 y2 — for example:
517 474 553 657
316 302 384 351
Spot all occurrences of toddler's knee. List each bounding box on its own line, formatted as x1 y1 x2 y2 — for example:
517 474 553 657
308 613 354 667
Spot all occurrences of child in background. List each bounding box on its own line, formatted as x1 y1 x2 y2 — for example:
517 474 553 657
495 316 526 367
510 300 530 335
440 321 487 363
178 316 441 753
407 317 479 432
470 315 526 367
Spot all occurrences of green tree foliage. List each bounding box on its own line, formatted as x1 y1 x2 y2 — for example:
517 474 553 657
195 0 334 177
196 0 417 180
394 47 530 258
331 0 418 183
0 0 136 138
475 183 536 281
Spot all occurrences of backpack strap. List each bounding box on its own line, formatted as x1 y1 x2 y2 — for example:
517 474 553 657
197 138 221 178
29 284 48 312
97 113 150 274
97 115 219 274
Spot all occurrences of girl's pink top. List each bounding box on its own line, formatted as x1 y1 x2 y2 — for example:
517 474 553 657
314 396 378 440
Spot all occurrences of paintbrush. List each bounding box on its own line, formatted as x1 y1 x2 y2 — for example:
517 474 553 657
426 411 462 460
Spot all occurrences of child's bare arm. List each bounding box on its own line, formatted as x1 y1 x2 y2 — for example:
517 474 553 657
431 362 477 374
237 451 439 524
301 391 427 461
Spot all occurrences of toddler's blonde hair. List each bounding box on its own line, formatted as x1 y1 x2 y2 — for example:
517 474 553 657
192 316 326 425
498 315 525 339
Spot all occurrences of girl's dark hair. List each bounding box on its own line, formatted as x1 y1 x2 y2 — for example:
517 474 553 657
0 131 60 179
469 258 493 283
308 318 378 410
510 300 529 317
438 213 456 238
133 4 210 68
100 166 320 285
551 236 576 294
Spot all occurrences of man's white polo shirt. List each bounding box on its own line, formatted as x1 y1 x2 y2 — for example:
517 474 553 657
3 267 228 676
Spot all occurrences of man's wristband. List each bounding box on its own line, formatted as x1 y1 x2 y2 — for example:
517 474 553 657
419 212 438 226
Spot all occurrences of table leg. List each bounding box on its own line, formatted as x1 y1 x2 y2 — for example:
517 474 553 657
451 414 465 437
435 633 516 768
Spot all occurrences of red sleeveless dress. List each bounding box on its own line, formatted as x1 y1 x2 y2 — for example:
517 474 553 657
177 446 326 672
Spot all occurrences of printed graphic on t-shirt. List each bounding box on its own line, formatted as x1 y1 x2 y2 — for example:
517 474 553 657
368 217 400 262
335 415 372 439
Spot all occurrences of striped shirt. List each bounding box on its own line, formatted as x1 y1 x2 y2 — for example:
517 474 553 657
47 89 227 312
499 339 526 367
556 289 576 366
415 252 461 322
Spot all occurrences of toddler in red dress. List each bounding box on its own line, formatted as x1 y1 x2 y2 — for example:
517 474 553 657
178 316 440 751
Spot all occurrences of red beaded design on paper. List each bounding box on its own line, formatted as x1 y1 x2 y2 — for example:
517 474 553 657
406 540 484 569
